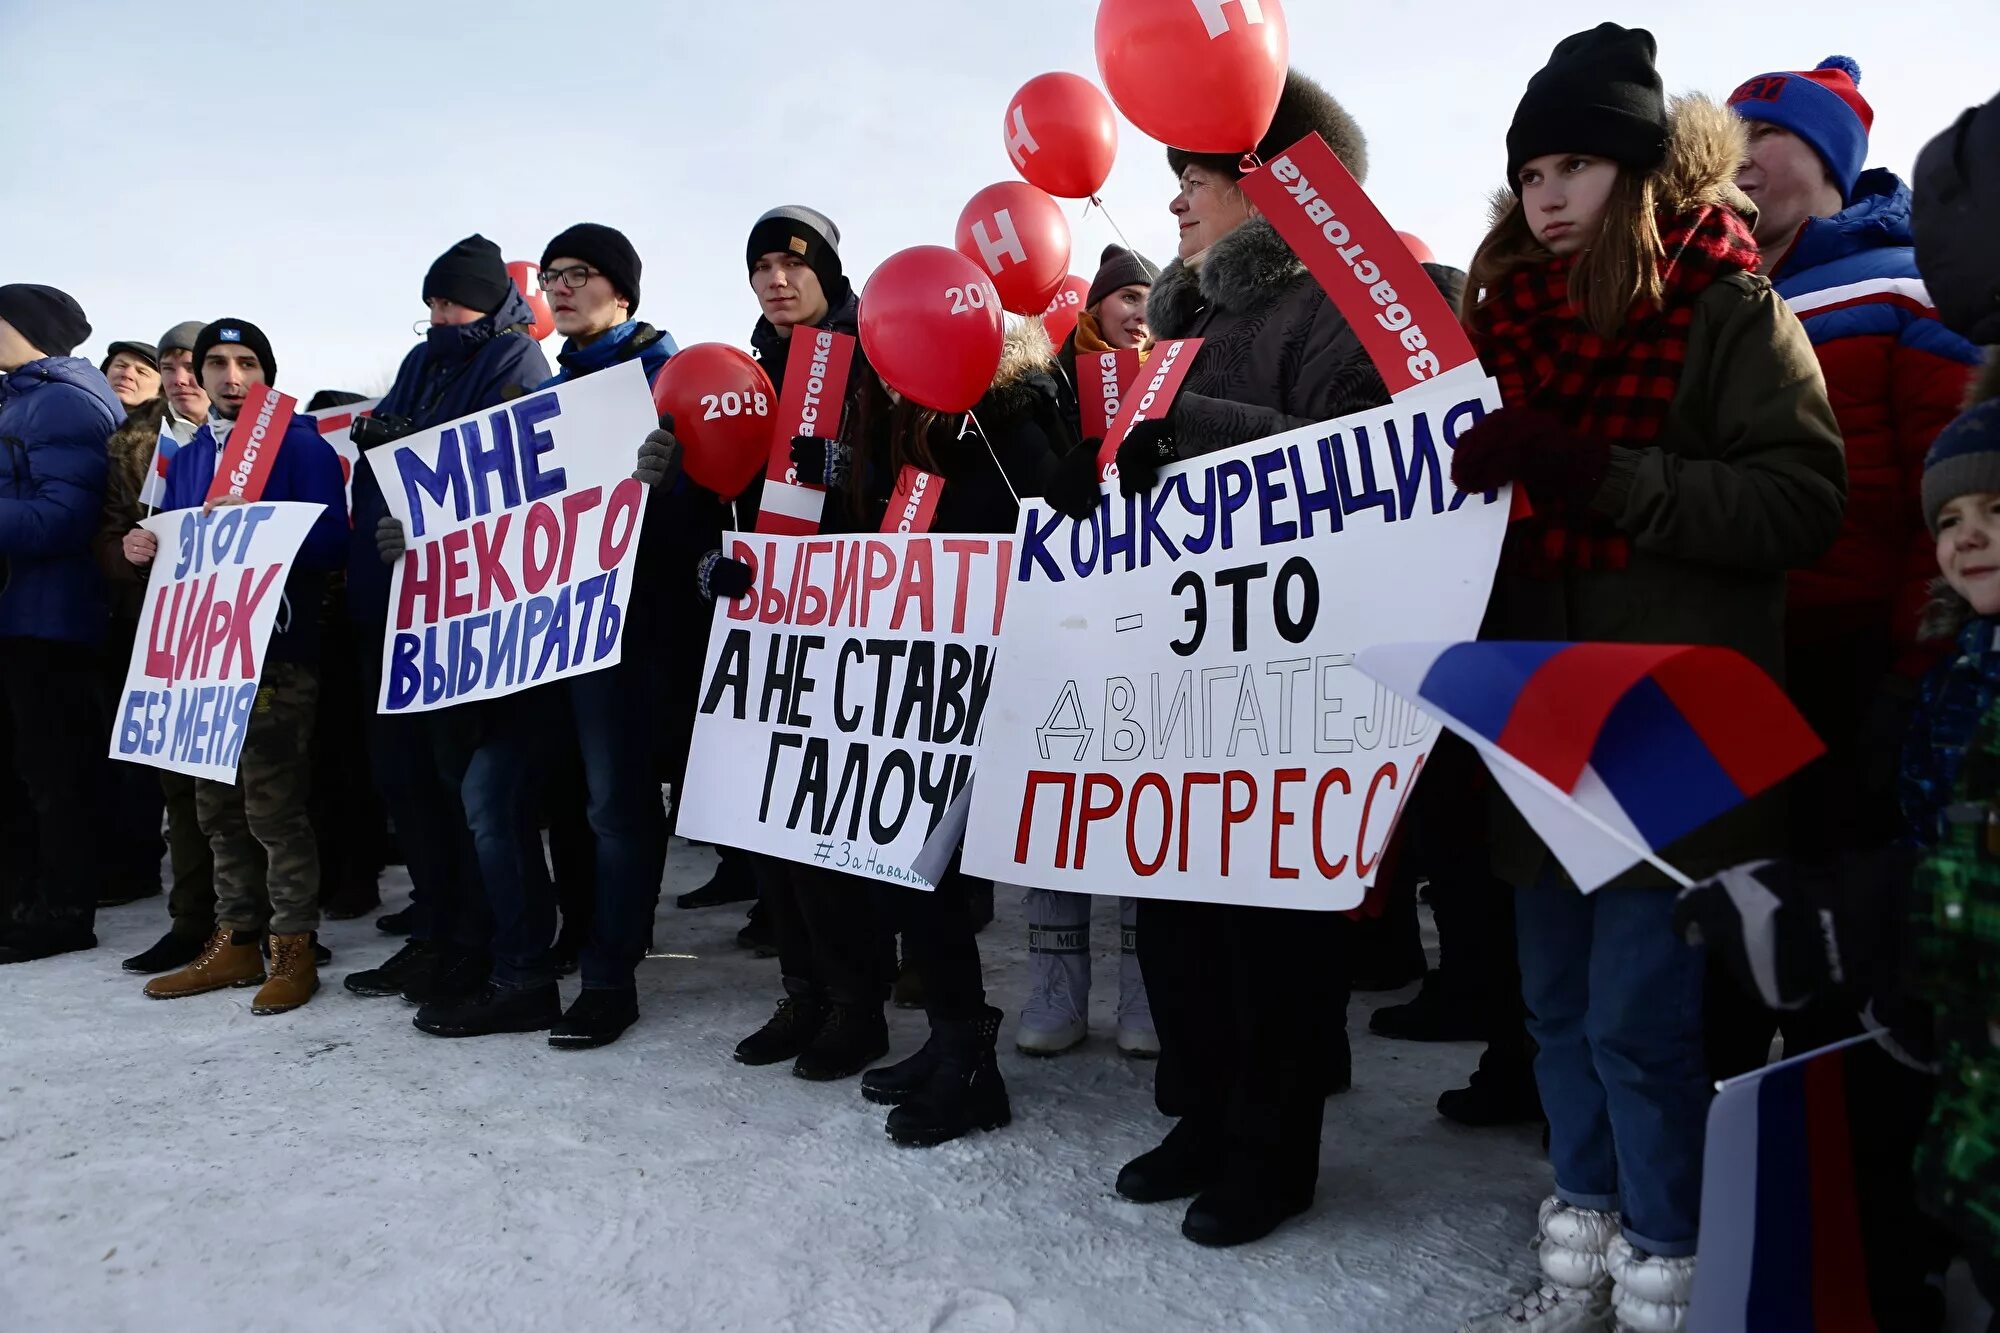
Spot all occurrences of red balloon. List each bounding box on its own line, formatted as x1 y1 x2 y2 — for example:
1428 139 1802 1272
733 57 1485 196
1095 0 1288 153
1005 72 1118 199
954 182 1071 316
1040 274 1091 346
506 260 555 341
860 247 1004 414
1397 232 1436 264
648 343 775 500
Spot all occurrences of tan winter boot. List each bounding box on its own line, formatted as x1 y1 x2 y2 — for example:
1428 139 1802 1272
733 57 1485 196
252 933 319 1015
144 928 265 999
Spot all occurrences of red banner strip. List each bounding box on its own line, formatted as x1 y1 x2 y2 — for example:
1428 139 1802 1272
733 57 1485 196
1079 347 1142 440
755 328 856 536
1237 133 1477 399
1097 336 1202 479
205 384 296 503
882 465 944 534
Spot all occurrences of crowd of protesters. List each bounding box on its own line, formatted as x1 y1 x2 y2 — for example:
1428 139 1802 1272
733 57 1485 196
2 26 1996 1331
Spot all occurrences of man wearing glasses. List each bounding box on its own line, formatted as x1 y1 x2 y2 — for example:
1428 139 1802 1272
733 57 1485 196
344 234 550 1012
413 223 697 1051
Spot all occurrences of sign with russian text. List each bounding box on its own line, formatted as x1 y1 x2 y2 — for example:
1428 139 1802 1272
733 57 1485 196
205 385 297 504
757 328 856 536
678 531 1013 889
369 360 656 714
881 465 943 535
1098 336 1200 477
311 396 380 513
962 375 1510 910
1238 133 1477 399
1080 347 1141 440
109 500 324 782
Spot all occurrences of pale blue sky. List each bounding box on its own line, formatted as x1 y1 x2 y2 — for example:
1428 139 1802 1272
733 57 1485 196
8 0 1994 396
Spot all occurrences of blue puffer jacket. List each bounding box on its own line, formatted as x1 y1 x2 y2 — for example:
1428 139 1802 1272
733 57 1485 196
348 287 553 624
162 412 348 666
540 318 677 389
0 356 122 643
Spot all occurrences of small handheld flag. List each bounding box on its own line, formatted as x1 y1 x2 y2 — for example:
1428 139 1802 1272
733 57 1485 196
138 418 180 512
1355 642 1824 890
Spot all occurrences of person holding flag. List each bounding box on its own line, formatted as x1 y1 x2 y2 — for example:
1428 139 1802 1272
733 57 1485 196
98 319 221 974
123 317 348 1014
1447 28 1844 1330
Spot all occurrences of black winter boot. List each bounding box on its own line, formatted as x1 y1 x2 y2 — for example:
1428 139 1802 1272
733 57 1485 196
375 907 415 935
884 1007 1011 1146
344 940 436 997
1115 1119 1220 1203
121 929 207 974
550 987 640 1049
860 1033 942 1106
0 918 96 964
792 1003 889 1082
413 982 560 1037
677 852 757 909
1368 969 1484 1042
1437 1043 1545 1127
1181 1167 1313 1247
735 995 827 1066
401 948 491 1006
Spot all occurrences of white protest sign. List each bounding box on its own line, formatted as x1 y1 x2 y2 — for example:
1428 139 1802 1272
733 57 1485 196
370 360 655 714
309 396 379 514
677 531 1012 889
961 374 1510 910
108 500 325 783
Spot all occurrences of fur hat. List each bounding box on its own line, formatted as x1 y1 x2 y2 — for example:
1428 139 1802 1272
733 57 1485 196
1166 69 1368 186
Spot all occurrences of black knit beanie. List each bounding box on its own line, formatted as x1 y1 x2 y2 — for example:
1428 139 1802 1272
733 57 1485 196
1506 23 1669 192
746 205 847 304
423 234 512 314
190 318 277 386
541 223 642 316
0 284 91 359
1085 246 1156 309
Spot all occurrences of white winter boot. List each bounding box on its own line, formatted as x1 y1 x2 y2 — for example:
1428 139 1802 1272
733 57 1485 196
1115 898 1158 1057
1017 889 1089 1054
1459 1197 1618 1332
1605 1237 1694 1333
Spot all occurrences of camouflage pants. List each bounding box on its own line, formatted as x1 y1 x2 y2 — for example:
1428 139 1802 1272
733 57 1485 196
193 661 320 936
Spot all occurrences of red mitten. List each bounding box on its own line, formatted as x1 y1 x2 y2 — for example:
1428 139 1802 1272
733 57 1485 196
1450 408 1610 508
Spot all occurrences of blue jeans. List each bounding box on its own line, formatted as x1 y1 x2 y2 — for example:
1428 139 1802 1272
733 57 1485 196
1516 875 1708 1256
445 693 555 990
565 661 667 991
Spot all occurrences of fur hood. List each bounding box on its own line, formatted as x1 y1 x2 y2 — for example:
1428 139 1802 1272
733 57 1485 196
1482 94 1756 233
984 318 1060 421
1146 217 1304 340
1920 349 2000 641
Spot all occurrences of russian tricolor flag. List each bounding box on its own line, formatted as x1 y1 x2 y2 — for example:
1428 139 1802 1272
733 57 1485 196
1355 642 1823 889
138 418 180 511
1690 1035 1884 1332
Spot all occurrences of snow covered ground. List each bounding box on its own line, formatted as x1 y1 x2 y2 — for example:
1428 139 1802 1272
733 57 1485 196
1 841 1984 1332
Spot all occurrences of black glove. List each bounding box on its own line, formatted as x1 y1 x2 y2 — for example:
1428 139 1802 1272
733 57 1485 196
788 434 851 490
1115 417 1177 497
1674 858 1855 1012
636 413 683 488
375 515 407 566
697 549 755 602
1043 441 1106 521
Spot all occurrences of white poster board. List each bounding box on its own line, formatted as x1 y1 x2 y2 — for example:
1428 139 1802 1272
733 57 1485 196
369 360 655 714
108 500 325 783
677 531 1011 889
962 374 1511 910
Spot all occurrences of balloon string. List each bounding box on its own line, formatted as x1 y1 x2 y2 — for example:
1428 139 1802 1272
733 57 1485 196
962 410 1021 508
1086 196 1158 282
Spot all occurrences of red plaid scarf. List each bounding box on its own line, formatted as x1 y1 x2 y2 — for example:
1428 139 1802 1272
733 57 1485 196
1469 202 1760 574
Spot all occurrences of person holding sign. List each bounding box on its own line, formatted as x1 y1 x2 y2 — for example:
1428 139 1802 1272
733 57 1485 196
1058 71 1411 1251
342 234 551 1006
838 323 1077 1145
1449 29 1846 1331
126 317 348 1014
404 222 689 1050
0 283 121 965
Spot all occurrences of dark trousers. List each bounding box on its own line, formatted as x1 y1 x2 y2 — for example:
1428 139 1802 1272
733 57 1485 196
1137 898 1348 1190
361 629 487 953
545 736 596 945
311 613 384 900
443 693 554 989
878 867 989 1021
98 623 165 893
565 661 668 990
0 638 106 927
161 770 220 939
761 855 893 1007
